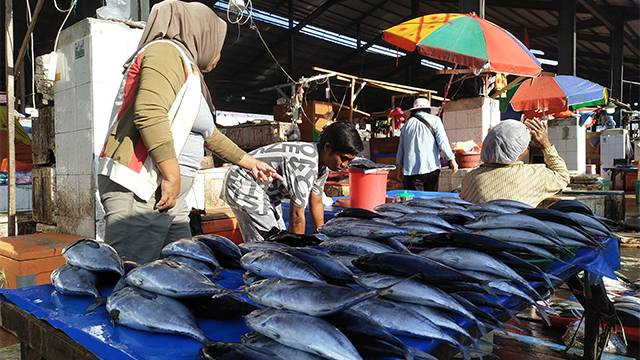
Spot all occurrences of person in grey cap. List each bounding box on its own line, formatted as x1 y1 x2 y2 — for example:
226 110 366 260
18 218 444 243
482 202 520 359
397 98 458 191
460 118 570 206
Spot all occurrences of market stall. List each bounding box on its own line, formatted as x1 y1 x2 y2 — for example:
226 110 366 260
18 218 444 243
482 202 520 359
0 236 621 360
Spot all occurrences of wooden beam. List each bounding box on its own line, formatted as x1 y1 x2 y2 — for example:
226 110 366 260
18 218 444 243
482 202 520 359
348 78 355 122
14 0 44 80
315 67 437 94
5 0 16 235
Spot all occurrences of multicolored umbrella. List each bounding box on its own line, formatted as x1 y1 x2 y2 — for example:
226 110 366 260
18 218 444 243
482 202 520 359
510 75 608 112
383 13 542 77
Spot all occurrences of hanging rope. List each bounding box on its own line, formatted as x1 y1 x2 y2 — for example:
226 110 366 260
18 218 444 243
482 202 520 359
438 64 458 118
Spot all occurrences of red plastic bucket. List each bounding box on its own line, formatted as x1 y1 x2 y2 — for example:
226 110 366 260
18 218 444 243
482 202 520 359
349 168 389 210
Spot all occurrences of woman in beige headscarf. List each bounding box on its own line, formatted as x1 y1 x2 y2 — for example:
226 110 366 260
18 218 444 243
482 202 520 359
98 1 279 263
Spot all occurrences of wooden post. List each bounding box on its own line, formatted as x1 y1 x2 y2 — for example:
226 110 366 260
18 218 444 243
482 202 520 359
5 0 16 235
349 78 355 123
14 0 45 83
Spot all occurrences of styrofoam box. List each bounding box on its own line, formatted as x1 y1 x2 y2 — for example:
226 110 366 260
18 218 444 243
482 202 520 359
0 185 33 212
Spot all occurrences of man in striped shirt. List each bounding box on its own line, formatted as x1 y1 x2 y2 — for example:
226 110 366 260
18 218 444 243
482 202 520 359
460 119 570 207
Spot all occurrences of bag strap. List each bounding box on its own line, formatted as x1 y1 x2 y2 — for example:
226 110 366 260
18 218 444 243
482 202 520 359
414 113 438 140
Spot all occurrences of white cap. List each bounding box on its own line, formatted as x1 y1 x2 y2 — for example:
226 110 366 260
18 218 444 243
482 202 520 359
409 97 432 111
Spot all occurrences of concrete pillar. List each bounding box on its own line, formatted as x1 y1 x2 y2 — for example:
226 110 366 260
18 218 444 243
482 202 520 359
558 0 576 75
459 0 485 18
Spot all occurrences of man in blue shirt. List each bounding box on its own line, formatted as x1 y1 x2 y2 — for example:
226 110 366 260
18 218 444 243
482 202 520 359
396 98 458 191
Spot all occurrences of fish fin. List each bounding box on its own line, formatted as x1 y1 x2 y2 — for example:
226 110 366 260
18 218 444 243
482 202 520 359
376 273 421 297
84 297 106 314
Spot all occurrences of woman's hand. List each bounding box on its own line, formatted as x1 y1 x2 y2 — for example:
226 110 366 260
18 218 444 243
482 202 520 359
156 158 181 211
525 118 552 149
449 158 459 174
238 155 283 183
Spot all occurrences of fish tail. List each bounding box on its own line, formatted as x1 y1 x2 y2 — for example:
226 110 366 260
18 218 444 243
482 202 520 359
84 297 107 314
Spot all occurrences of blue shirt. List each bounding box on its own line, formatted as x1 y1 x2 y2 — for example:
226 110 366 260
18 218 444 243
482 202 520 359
396 111 455 176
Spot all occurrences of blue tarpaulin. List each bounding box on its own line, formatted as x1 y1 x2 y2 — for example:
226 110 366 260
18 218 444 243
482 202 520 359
0 236 620 360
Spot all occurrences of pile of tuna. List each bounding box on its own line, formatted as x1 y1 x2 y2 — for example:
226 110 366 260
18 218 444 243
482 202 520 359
234 198 617 360
49 197 618 360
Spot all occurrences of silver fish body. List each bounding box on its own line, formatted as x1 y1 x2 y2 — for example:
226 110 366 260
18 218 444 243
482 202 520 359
161 239 220 268
247 278 376 316
320 221 408 239
50 265 100 298
245 309 363 360
465 213 558 237
240 250 325 282
319 237 396 256
62 239 124 275
164 255 215 277
107 286 206 342
393 213 456 230
125 259 226 298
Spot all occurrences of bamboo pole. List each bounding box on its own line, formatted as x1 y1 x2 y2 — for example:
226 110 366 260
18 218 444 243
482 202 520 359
314 66 437 94
5 0 16 235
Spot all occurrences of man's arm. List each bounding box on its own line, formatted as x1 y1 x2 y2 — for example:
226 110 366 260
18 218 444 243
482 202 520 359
309 193 324 231
289 202 306 234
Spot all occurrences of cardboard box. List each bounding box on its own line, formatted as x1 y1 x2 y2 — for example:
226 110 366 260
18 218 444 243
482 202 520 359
0 233 83 288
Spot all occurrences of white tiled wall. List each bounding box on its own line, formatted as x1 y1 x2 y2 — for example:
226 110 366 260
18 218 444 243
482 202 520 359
548 118 586 174
54 18 142 238
443 96 501 145
600 129 628 179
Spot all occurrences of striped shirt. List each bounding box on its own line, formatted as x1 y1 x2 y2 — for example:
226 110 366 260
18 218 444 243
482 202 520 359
460 145 570 207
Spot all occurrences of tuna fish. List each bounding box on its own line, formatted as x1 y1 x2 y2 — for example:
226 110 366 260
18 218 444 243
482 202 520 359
396 222 451 235
416 232 560 260
324 309 430 360
320 220 408 239
470 229 564 249
243 272 263 286
241 332 324 360
395 302 473 341
240 250 324 283
195 234 242 267
393 213 456 230
352 299 469 359
353 273 479 323
319 237 396 256
353 252 482 284
51 265 100 298
200 342 281 360
245 308 363 360
374 203 418 214
125 259 227 298
107 287 207 342
437 209 476 224
247 278 377 316
487 281 551 324
468 203 513 215
485 199 532 211
406 199 447 210
62 239 124 275
161 239 220 268
420 247 542 298
164 255 215 277
432 197 473 206
465 214 558 238
283 247 354 283
567 212 612 236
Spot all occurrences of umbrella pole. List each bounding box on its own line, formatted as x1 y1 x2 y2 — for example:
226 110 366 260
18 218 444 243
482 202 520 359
349 78 355 123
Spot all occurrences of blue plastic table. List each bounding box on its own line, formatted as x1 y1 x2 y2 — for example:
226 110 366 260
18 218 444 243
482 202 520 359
0 236 619 360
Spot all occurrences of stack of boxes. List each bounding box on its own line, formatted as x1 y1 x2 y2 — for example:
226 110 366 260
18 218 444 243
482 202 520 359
547 118 586 174
53 19 142 239
600 128 629 180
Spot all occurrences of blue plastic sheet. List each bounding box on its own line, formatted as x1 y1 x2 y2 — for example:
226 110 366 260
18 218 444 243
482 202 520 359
0 237 620 359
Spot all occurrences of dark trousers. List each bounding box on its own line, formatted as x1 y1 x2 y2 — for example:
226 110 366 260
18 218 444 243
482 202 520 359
403 169 440 191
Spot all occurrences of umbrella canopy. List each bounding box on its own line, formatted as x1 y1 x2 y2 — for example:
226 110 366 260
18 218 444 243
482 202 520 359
510 75 608 112
383 13 542 77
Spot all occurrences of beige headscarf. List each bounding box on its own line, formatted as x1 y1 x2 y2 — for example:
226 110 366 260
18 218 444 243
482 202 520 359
128 0 227 113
